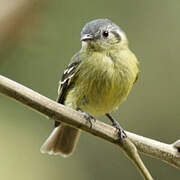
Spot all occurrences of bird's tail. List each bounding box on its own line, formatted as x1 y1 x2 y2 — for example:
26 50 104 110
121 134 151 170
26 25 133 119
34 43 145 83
40 124 80 157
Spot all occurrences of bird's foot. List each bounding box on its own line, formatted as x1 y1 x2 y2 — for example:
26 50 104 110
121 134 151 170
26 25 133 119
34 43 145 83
112 120 127 141
78 109 96 128
106 113 127 142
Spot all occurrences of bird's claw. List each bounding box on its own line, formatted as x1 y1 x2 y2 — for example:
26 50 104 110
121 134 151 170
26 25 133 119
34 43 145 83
112 121 127 141
78 110 96 128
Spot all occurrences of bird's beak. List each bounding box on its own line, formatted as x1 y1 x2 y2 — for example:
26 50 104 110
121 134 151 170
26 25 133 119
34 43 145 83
80 34 94 42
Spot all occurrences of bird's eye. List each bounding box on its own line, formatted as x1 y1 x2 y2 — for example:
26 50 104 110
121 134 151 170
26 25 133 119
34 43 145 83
102 31 109 38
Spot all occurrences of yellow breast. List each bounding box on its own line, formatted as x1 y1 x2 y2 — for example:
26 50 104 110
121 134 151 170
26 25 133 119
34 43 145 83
65 49 139 116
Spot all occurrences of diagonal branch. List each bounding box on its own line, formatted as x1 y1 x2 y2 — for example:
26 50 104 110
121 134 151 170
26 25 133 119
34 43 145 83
0 75 179 176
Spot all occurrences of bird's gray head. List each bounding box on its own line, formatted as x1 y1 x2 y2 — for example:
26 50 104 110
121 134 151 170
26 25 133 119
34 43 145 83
80 19 128 51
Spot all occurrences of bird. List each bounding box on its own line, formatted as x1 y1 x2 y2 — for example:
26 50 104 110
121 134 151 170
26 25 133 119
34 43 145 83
40 18 139 157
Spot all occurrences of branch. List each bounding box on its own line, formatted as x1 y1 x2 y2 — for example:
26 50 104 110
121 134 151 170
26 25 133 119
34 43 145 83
0 75 179 176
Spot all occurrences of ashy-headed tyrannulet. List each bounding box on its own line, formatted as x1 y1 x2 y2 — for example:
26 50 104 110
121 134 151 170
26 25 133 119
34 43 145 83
41 18 139 157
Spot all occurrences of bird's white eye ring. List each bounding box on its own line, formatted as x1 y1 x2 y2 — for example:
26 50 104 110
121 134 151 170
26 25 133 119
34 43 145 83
102 31 109 38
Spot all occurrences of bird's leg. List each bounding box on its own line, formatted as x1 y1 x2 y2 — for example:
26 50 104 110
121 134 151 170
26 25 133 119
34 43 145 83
106 113 127 140
77 109 96 128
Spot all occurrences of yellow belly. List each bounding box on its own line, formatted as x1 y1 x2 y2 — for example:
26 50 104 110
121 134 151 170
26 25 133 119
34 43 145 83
65 66 134 116
64 50 138 116
80 74 133 115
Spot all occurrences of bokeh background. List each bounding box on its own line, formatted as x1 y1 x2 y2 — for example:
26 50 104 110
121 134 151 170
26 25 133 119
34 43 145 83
0 0 180 179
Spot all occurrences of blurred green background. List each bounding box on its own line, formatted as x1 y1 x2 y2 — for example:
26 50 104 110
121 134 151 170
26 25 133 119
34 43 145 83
0 0 180 179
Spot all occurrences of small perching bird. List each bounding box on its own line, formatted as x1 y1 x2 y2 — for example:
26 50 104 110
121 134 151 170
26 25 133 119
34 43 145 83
40 18 139 157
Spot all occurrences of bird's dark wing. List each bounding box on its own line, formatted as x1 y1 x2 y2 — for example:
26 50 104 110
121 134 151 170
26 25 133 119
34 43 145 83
56 60 81 104
133 60 139 84
55 54 81 127
133 72 139 84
